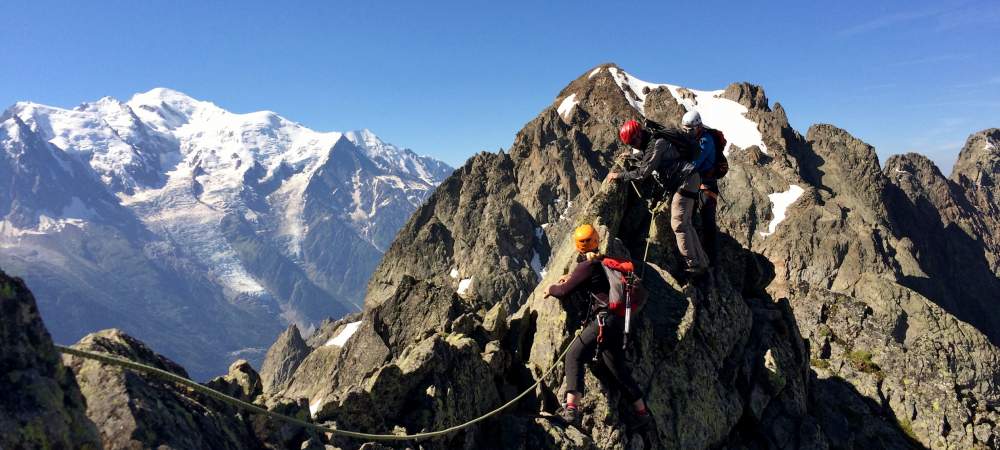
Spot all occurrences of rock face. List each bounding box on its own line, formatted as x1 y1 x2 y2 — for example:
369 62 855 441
260 324 312 395
208 359 264 403
63 329 266 450
709 89 1000 448
949 128 1000 277
0 92 451 379
0 269 100 449
256 64 998 449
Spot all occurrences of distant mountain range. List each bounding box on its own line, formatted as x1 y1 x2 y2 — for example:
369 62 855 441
0 88 452 379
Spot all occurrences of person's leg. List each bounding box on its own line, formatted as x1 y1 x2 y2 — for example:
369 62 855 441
564 321 598 405
670 174 708 271
598 347 646 410
596 317 651 428
700 180 719 267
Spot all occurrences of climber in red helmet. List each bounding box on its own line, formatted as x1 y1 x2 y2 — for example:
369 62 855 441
608 119 710 276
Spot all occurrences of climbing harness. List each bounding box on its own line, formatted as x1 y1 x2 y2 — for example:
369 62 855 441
55 328 580 443
592 312 606 362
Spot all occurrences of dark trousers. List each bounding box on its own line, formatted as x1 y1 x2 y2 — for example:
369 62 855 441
564 314 644 402
700 179 720 266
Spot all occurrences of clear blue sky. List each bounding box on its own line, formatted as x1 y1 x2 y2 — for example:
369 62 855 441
2 1 998 172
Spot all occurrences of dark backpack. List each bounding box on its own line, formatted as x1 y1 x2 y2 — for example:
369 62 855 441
704 127 729 179
638 118 699 193
642 118 698 160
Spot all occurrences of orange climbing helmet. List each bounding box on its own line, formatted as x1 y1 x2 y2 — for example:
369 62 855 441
573 224 599 253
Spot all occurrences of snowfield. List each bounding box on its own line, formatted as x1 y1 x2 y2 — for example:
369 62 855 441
606 67 769 155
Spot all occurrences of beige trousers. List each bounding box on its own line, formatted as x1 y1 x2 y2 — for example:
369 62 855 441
670 173 708 270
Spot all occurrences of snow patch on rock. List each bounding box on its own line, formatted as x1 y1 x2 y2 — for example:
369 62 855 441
0 216 88 239
530 250 547 279
589 67 603 79
457 277 474 298
557 94 579 122
323 321 362 347
559 200 575 221
760 185 804 237
309 398 322 418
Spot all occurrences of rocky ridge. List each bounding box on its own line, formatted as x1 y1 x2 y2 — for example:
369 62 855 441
2 64 998 449
264 64 998 449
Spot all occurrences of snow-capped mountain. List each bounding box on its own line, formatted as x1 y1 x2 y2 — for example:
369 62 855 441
0 88 452 379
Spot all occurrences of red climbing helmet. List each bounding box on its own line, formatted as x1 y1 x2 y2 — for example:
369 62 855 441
619 120 643 147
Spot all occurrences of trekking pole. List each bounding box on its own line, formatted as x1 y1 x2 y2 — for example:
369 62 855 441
629 180 642 199
640 209 655 279
622 289 632 350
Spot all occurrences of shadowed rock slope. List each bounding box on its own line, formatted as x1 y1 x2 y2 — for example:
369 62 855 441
0 269 100 449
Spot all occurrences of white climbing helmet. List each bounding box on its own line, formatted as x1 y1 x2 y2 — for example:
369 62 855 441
681 110 702 129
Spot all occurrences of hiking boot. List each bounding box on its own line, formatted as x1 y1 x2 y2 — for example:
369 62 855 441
684 264 708 276
682 264 710 286
627 409 653 431
558 405 580 427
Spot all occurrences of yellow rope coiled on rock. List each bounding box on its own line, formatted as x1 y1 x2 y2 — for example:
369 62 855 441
55 329 579 442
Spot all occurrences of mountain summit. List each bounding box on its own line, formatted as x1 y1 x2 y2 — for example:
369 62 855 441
0 89 452 379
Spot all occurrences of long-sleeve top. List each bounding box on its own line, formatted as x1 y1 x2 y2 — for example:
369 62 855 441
693 132 716 174
620 138 673 183
619 128 698 183
547 259 610 312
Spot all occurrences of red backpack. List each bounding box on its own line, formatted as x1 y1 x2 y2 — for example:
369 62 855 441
599 257 646 316
599 257 648 349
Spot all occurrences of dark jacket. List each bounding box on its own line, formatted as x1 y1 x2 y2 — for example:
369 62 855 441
619 128 699 183
547 258 610 313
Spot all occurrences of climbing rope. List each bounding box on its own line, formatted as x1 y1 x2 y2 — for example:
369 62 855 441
55 329 580 442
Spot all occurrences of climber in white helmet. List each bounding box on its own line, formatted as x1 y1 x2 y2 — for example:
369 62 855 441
681 110 729 268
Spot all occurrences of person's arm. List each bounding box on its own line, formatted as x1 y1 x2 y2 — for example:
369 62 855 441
691 133 714 171
545 260 595 299
619 139 672 182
